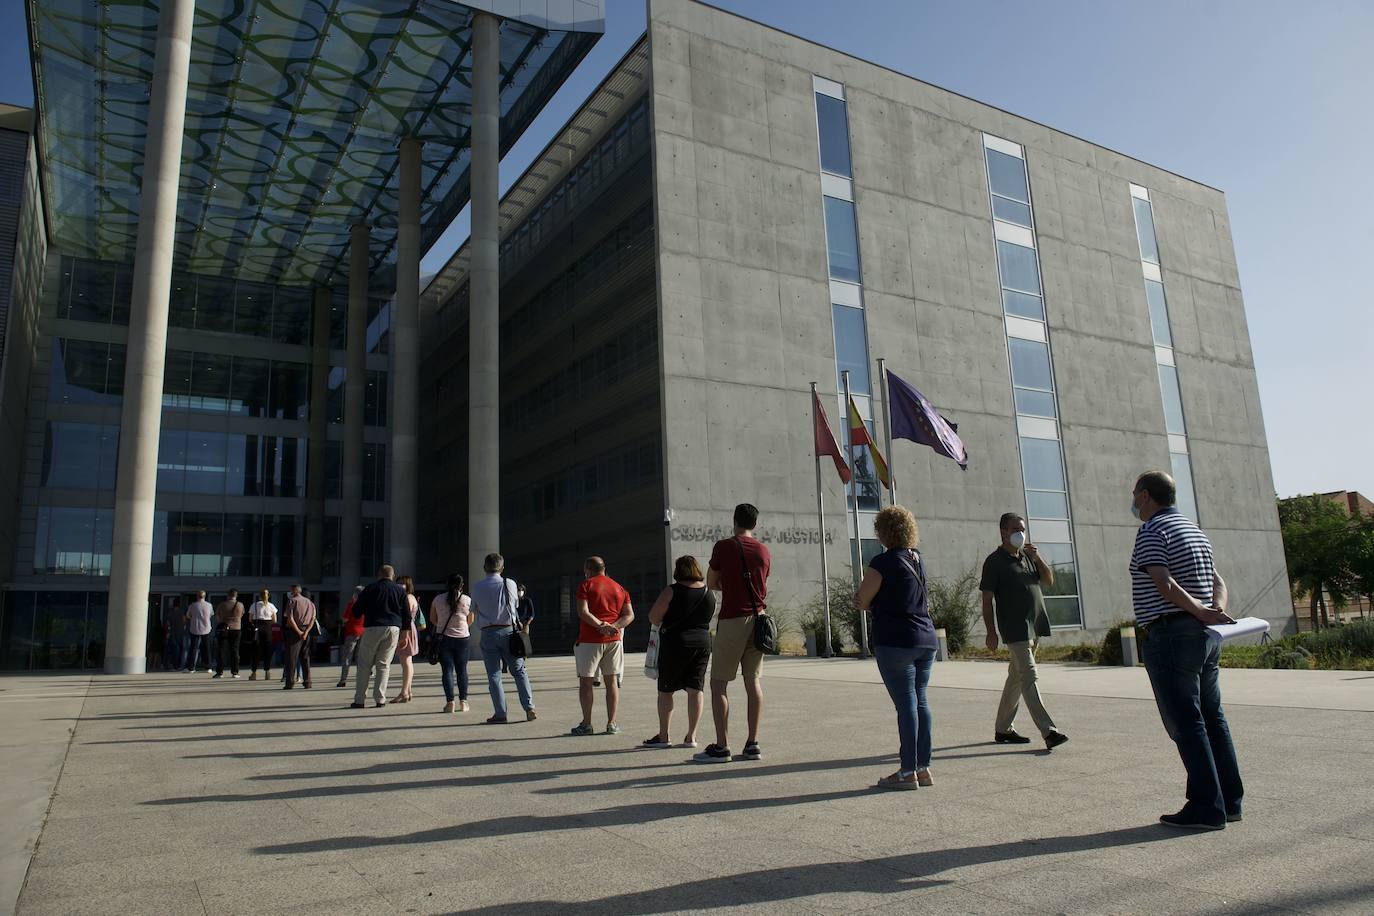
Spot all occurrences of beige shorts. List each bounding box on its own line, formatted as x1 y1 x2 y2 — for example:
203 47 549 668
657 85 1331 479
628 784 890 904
575 640 624 679
710 614 763 683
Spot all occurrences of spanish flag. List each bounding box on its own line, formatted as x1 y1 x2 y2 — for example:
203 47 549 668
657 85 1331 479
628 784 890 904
847 395 891 490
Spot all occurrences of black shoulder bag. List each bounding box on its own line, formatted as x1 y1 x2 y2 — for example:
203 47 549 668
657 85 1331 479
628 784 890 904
735 537 779 655
427 599 459 666
504 577 529 659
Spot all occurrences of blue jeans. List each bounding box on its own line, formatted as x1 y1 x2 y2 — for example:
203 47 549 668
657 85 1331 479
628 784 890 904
1143 614 1244 822
185 634 210 670
165 631 186 670
875 644 936 773
479 627 533 719
439 635 471 702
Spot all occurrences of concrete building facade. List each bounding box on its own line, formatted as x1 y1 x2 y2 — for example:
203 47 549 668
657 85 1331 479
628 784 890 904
422 0 1291 648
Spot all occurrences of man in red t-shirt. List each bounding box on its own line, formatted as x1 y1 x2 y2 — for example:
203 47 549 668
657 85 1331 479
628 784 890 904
697 503 772 764
335 586 366 688
571 557 634 736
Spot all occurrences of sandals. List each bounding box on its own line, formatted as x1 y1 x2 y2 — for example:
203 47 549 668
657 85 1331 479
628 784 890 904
876 771 918 791
391 693 412 704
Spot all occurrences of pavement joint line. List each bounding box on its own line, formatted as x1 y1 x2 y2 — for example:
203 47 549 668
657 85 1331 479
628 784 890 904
12 677 91 916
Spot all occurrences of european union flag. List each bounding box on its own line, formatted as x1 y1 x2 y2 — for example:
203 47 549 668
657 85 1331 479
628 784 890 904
887 370 969 470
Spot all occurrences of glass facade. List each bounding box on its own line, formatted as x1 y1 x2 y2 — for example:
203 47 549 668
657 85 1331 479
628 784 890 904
25 254 387 608
0 591 108 670
814 76 883 547
1130 185 1199 522
983 135 1083 628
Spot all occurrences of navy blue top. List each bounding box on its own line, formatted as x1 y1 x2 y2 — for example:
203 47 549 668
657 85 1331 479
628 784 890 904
356 578 408 629
869 548 937 650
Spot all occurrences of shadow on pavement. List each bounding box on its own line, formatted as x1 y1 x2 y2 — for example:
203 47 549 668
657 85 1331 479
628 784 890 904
456 825 1177 914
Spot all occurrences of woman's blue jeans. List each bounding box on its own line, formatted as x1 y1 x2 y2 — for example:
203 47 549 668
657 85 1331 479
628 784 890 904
439 635 471 702
875 644 936 773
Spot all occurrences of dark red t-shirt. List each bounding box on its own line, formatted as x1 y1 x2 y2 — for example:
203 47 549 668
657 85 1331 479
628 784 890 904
342 598 365 637
709 536 771 619
577 574 631 644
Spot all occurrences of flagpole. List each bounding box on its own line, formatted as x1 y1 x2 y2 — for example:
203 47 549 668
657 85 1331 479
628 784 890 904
878 357 897 506
810 383 834 658
841 370 870 658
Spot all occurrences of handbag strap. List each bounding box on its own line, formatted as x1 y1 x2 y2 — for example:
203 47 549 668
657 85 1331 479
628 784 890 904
733 537 762 615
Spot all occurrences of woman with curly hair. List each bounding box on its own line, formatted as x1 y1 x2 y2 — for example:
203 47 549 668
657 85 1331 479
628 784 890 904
856 505 938 790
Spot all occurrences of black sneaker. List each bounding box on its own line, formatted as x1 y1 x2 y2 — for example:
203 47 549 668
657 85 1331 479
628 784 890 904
994 731 1030 744
1045 731 1069 750
1226 811 1243 823
692 743 732 763
739 740 761 761
1160 810 1225 831
349 702 366 709
641 734 671 748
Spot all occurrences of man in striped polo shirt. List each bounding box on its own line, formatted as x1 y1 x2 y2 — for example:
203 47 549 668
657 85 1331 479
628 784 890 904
1130 470 1244 831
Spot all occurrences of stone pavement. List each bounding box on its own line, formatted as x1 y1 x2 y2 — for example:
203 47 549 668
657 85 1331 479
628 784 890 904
6 655 1374 915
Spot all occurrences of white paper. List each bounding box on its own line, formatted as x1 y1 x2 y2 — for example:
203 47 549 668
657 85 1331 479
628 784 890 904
1206 616 1270 641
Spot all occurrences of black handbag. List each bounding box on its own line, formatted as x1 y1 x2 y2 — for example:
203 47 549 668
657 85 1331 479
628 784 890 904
504 577 528 659
734 538 779 655
427 600 459 665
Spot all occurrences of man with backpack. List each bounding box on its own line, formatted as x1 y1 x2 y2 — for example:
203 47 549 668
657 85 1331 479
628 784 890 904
696 503 771 763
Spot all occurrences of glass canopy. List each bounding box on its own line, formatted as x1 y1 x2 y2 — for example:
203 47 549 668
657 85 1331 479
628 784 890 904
27 0 602 290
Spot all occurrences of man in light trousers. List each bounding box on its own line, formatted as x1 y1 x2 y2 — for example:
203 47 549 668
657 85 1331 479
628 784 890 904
350 565 407 709
980 513 1069 750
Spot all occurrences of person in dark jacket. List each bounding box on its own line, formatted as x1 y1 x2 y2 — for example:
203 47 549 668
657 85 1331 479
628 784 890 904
349 565 407 709
856 506 938 790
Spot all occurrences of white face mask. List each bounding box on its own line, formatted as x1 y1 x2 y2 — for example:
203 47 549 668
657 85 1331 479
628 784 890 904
1008 530 1026 549
1130 501 1141 520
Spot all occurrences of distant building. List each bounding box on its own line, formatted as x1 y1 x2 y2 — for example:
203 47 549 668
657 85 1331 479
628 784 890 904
420 0 1295 650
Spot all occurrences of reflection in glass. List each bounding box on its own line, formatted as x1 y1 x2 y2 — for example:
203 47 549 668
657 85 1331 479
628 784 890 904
190 351 232 413
269 362 308 420
230 356 271 417
832 304 871 395
1043 595 1082 628
52 339 123 405
43 423 118 490
1026 490 1069 519
1002 290 1044 320
162 349 192 409
815 93 852 177
986 149 1029 203
223 513 260 578
234 281 273 338
992 196 1032 227
1013 388 1056 418
274 288 311 345
1019 436 1066 492
823 196 861 282
184 432 228 495
1035 543 1078 596
175 512 226 577
196 275 235 332
1009 338 1054 391
1144 279 1172 347
365 371 387 426
1171 451 1200 523
0 593 34 669
156 428 188 492
32 591 87 669
1158 364 1187 435
996 240 1041 295
363 443 386 502
1133 198 1160 264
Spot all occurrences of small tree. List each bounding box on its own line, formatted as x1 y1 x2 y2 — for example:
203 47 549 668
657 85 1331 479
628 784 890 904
927 567 980 655
1278 495 1359 630
1351 511 1374 619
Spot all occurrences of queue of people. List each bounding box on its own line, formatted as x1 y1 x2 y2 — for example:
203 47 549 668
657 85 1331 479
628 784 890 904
161 468 1242 830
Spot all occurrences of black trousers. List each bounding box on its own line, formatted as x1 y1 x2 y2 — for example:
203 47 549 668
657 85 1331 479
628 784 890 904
216 630 240 675
285 636 312 687
250 623 272 673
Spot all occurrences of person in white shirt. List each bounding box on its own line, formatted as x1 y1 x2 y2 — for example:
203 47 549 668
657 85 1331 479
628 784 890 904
183 591 214 673
247 588 278 681
431 573 475 713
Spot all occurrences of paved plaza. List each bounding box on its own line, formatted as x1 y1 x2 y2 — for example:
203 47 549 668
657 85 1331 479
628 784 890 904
4 655 1373 915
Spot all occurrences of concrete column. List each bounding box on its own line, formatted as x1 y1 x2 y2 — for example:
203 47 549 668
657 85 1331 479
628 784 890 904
303 286 331 583
389 137 422 577
103 0 194 675
468 11 501 582
340 225 369 609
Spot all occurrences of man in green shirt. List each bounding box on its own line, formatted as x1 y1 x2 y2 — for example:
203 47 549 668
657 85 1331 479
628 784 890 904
979 513 1069 750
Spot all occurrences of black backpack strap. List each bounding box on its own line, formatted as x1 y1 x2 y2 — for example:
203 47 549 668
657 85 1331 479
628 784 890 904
734 537 761 614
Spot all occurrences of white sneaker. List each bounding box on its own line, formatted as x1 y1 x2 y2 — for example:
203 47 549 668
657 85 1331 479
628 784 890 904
231 674 241 679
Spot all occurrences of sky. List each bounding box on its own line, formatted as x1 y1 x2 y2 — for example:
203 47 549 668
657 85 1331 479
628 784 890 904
2 1 1370 500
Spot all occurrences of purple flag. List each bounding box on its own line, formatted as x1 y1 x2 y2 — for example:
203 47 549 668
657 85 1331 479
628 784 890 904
887 370 969 470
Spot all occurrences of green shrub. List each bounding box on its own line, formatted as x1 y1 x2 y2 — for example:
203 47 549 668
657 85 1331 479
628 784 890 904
1303 618 1374 659
927 567 980 655
1257 642 1314 670
1098 620 1142 666
799 576 859 654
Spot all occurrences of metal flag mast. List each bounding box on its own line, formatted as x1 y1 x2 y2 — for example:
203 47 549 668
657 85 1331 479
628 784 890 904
809 382 834 658
841 370 870 658
877 357 897 505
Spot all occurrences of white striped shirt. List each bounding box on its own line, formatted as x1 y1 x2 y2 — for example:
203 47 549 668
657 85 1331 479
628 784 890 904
1129 507 1215 626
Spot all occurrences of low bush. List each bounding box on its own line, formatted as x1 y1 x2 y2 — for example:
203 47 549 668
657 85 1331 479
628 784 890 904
1097 619 1142 666
927 567 980 655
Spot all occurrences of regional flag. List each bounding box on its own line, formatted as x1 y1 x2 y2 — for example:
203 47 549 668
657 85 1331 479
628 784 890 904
886 370 970 469
812 389 851 484
846 395 891 489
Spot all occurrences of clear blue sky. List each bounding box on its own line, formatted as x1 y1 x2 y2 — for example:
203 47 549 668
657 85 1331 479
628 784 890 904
3 1 1370 500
